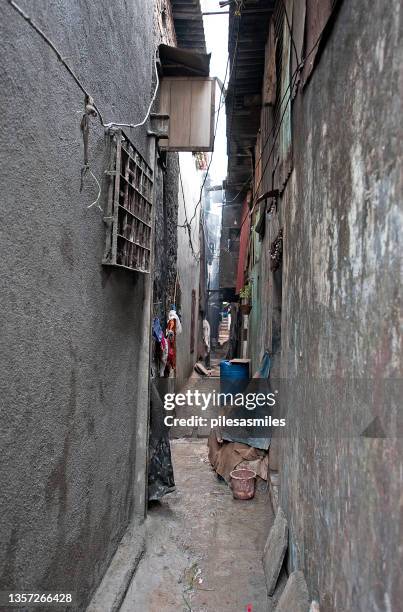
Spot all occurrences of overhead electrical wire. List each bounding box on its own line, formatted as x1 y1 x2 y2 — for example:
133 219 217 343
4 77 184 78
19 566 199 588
7 0 160 131
225 0 327 210
232 17 337 239
178 165 216 263
181 1 244 232
281 0 300 67
214 2 244 116
182 61 229 230
103 57 159 130
7 0 161 216
225 0 301 206
8 0 241 226
7 0 242 244
223 64 298 207
178 164 199 262
7 0 315 242
252 21 331 206
226 2 243 163
6 0 105 124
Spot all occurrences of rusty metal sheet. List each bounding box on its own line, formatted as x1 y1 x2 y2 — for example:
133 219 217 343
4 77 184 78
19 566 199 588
263 19 277 106
291 0 306 90
278 0 293 190
301 0 333 86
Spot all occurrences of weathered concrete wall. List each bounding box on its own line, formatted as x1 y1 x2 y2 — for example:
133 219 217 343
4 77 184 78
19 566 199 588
0 0 155 608
248 212 282 377
152 0 180 370
155 0 177 47
248 108 281 375
175 153 201 389
219 203 242 289
205 204 222 347
277 1 402 610
152 152 179 326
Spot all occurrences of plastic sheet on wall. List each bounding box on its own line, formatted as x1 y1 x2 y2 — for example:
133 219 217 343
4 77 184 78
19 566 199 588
148 381 175 501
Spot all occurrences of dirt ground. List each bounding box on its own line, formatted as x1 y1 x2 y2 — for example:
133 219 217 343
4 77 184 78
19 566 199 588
121 439 273 612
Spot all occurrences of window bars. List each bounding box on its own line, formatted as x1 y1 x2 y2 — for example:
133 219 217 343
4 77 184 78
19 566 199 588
103 130 153 273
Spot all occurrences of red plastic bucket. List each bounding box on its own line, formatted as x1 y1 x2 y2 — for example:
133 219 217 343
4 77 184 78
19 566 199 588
230 468 256 500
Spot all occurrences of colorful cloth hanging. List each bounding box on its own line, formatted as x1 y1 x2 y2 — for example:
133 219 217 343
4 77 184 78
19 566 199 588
152 317 164 343
165 318 177 373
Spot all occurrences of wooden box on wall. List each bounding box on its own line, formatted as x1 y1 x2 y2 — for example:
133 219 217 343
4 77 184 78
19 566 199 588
158 77 216 152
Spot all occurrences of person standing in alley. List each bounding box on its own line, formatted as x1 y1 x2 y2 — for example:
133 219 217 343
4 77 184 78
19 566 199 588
203 317 211 370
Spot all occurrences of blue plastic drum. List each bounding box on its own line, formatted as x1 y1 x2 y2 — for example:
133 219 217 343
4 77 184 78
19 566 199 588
220 360 249 399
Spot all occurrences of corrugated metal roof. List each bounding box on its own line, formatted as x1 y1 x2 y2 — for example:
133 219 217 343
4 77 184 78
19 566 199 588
226 0 275 190
171 0 207 54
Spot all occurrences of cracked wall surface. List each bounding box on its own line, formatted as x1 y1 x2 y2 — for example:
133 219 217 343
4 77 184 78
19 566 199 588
277 1 402 609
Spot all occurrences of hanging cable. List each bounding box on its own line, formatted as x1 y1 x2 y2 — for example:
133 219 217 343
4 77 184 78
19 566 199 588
183 55 230 229
224 66 298 207
7 0 160 131
86 169 102 211
233 69 299 238
251 22 331 208
233 20 333 238
280 0 300 67
7 0 105 125
178 164 200 262
7 0 160 214
79 94 103 211
103 55 159 129
226 12 332 221
226 2 243 162
182 3 244 232
214 2 243 116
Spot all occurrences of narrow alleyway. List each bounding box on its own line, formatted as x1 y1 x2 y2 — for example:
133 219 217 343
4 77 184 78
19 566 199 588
121 438 272 612
2 0 401 609
122 333 272 611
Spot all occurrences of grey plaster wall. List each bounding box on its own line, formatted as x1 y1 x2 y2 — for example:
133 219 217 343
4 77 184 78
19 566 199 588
175 153 201 390
0 0 155 608
277 1 402 609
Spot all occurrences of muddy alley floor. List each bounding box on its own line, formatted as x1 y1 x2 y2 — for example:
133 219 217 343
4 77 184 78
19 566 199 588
121 439 273 612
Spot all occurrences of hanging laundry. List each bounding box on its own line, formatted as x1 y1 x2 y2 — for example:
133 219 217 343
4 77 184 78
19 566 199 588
152 317 164 343
168 306 182 334
165 320 176 374
163 306 183 376
159 336 168 377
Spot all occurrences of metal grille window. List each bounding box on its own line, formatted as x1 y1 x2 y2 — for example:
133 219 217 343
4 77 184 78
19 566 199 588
103 130 153 273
